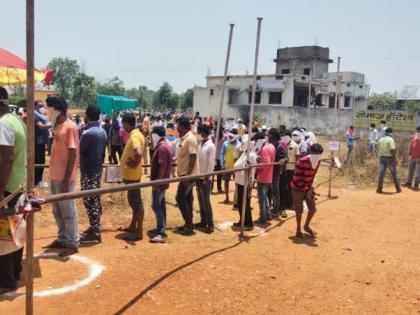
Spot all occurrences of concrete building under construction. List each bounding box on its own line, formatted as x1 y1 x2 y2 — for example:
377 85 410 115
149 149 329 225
193 45 370 126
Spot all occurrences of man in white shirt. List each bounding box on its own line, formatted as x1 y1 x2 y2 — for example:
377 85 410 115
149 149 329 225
196 124 216 234
368 123 378 155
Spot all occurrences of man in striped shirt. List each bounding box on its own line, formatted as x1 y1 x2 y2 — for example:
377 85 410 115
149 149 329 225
291 143 324 238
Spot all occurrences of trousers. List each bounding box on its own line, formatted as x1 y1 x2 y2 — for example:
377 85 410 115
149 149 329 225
81 173 103 234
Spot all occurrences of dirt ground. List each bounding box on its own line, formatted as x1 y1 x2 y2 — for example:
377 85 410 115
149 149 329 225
1 176 419 314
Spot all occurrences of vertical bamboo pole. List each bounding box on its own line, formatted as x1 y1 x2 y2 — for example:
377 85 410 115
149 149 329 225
329 57 340 199
214 24 234 153
25 0 35 314
240 17 263 238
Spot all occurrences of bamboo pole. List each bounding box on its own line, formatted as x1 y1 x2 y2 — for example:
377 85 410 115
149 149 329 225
25 0 35 314
214 24 234 154
240 17 263 238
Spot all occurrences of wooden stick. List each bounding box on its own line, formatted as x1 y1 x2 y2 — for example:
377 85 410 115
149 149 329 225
25 0 35 313
214 24 235 155
240 17 263 238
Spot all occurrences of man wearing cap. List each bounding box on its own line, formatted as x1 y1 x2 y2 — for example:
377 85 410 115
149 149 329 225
377 127 401 193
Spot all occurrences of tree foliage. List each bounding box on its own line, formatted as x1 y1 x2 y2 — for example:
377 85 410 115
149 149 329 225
72 72 97 106
153 82 173 110
47 57 80 99
368 92 395 107
405 100 420 113
180 88 194 110
97 76 125 96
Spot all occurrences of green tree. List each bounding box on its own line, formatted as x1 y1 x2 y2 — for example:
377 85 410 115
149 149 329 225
8 85 25 105
125 86 155 111
47 57 80 99
368 92 395 107
72 72 97 106
97 76 125 96
180 88 194 110
168 92 180 110
153 82 173 110
405 100 420 112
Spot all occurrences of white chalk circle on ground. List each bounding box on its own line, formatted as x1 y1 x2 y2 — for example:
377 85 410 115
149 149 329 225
216 221 267 237
3 252 104 298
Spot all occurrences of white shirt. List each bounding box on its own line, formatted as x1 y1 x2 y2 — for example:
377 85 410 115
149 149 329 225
198 139 216 175
369 128 378 143
234 151 257 186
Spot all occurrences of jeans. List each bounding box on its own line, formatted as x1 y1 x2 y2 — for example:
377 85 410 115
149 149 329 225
151 190 167 236
271 175 281 215
407 157 420 185
347 145 354 161
212 159 223 192
35 142 46 185
278 170 288 211
81 173 102 234
176 180 195 226
236 184 253 227
196 180 213 227
50 180 79 248
377 157 401 191
257 183 271 222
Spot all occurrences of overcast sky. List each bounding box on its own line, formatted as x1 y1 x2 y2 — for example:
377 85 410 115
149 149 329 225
1 0 419 93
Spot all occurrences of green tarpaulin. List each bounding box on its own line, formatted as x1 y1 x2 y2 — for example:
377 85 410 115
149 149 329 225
97 94 138 115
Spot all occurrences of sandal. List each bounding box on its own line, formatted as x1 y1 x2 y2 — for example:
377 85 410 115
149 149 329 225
117 227 136 233
295 231 304 238
42 239 66 249
304 226 317 238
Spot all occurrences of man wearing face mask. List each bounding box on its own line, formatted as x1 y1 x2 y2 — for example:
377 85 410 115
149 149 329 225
196 124 216 234
150 125 172 243
377 128 401 194
34 100 51 187
220 128 241 204
291 143 324 238
282 130 300 210
44 95 80 256
254 132 276 224
403 125 420 190
292 129 309 157
79 105 107 244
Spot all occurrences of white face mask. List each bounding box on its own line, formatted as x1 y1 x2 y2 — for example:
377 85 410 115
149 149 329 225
49 109 61 127
281 136 291 144
292 134 301 143
151 133 161 149
197 135 203 143
254 139 266 153
309 154 322 169
38 107 46 115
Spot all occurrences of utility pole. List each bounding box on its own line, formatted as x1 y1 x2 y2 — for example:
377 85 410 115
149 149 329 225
25 0 35 314
214 24 235 154
240 17 263 238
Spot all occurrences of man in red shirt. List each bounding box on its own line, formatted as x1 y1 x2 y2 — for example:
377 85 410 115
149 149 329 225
254 133 276 224
403 125 420 190
291 143 324 238
150 126 172 243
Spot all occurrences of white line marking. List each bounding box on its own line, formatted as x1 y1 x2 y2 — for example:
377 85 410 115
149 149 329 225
2 252 104 298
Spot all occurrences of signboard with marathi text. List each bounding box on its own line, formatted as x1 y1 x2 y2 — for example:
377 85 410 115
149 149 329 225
354 110 416 132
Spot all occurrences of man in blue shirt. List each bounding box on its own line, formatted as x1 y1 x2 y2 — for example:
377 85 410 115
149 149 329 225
79 105 107 244
345 126 356 162
34 100 51 186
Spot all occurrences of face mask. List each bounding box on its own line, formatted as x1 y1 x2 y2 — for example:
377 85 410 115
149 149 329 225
38 107 46 115
151 133 161 149
254 139 266 153
197 135 203 143
49 109 61 127
281 136 291 144
292 135 301 143
309 154 321 169
381 124 386 129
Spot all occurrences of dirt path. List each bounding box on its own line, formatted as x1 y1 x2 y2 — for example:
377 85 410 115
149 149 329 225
1 185 419 314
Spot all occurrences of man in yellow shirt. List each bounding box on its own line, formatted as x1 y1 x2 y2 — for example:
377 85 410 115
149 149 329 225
120 114 145 241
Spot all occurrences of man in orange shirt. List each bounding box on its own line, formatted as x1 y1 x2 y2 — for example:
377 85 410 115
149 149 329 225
403 125 420 190
44 95 80 256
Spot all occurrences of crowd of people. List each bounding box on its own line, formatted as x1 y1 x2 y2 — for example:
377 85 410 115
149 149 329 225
1 85 420 294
